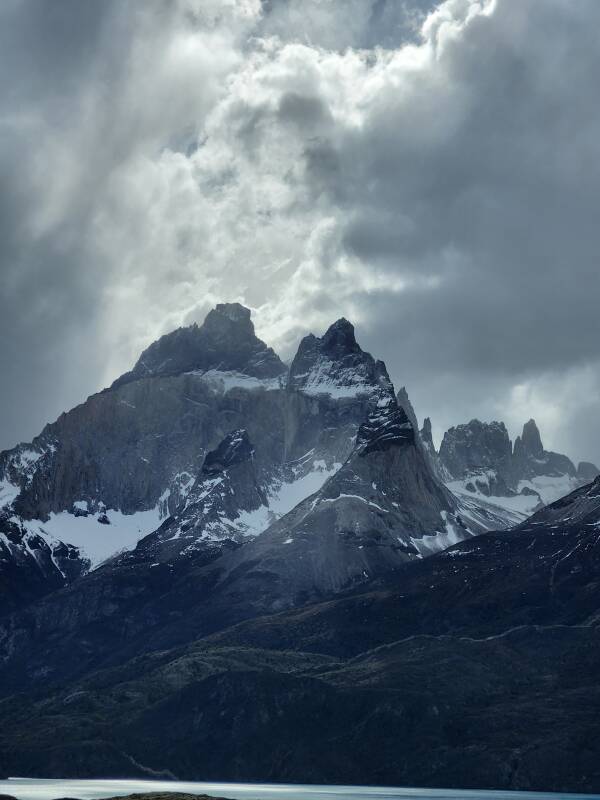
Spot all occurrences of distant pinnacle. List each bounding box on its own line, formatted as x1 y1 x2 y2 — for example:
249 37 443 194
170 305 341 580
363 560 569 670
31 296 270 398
396 386 418 435
421 417 434 445
521 418 543 456
322 318 359 355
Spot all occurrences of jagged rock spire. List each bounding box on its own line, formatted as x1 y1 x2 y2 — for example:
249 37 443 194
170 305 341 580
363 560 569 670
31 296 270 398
396 386 419 434
439 419 512 482
288 317 393 401
320 318 361 356
516 419 544 457
421 417 434 448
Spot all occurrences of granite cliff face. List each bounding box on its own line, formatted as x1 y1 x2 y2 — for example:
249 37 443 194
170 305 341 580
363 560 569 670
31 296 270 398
512 418 577 480
187 394 465 617
439 419 514 495
0 304 295 608
9 303 289 523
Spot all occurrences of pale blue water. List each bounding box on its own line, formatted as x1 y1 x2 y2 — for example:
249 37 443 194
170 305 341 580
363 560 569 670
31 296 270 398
0 779 597 800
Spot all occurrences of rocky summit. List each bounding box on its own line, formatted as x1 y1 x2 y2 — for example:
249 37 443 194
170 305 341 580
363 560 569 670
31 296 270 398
425 415 599 528
0 303 599 793
113 302 287 388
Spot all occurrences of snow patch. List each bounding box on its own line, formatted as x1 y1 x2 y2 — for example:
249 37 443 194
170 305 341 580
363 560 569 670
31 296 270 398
411 511 470 557
16 449 43 469
445 470 582 533
321 493 388 512
24 506 167 568
453 491 526 531
294 359 383 398
188 369 283 393
267 460 342 517
233 504 273 537
446 478 539 516
0 478 19 507
518 474 579 506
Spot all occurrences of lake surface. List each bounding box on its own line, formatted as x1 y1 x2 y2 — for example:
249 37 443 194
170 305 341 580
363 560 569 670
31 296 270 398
1 779 598 800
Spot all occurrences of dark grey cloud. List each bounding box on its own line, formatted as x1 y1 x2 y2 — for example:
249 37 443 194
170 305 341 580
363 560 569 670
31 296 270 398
1 0 600 468
0 1 114 106
336 0 600 379
0 0 242 448
0 1 118 447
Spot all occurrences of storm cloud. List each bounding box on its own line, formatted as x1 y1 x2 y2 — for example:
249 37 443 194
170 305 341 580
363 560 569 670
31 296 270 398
1 0 599 464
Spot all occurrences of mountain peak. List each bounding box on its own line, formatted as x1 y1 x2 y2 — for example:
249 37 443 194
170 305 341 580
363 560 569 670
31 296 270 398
520 418 544 456
439 418 513 491
203 302 254 333
215 302 252 323
288 318 392 400
321 317 359 354
112 303 286 388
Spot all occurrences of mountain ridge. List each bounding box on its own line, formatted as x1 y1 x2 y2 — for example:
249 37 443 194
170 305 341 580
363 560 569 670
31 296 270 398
1 303 594 615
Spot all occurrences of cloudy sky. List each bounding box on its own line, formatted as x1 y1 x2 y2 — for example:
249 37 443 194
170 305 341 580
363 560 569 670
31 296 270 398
1 0 599 463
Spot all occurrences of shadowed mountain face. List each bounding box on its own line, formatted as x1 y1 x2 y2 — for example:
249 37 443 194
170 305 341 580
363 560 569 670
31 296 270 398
0 376 469 698
0 508 88 617
0 476 599 792
172 397 462 618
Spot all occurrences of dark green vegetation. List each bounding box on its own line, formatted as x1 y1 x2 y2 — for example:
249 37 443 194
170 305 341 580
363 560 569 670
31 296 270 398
1 480 600 793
